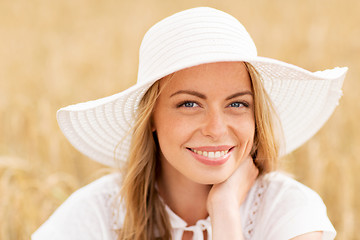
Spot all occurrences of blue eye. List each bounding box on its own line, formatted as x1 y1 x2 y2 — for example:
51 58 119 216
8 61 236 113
184 102 194 107
229 102 244 108
178 101 199 108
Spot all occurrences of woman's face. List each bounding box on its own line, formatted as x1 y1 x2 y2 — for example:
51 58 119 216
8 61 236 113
153 62 255 184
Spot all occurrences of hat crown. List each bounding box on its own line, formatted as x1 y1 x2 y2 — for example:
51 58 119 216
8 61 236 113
137 7 257 84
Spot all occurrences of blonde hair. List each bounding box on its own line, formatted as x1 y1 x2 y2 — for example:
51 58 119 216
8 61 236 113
118 80 172 240
118 62 280 239
244 62 280 174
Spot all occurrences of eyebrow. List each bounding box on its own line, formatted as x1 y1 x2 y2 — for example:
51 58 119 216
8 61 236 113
169 90 253 100
170 90 207 99
225 91 253 100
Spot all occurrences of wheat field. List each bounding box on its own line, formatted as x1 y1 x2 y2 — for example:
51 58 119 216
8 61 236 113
0 0 359 239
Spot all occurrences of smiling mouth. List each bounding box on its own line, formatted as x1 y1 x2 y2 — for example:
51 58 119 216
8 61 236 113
187 147 234 159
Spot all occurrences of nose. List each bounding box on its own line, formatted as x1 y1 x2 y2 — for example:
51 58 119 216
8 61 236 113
201 110 228 141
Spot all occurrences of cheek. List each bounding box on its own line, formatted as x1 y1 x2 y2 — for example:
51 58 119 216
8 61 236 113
246 118 256 153
154 110 191 146
234 115 255 136
233 116 255 151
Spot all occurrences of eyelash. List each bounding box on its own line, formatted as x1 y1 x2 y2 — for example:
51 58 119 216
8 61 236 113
177 101 200 108
177 101 249 108
228 101 249 108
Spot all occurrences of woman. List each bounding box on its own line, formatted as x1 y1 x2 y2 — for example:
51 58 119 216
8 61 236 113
32 7 347 240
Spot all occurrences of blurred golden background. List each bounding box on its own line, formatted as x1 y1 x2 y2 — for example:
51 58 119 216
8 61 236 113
0 0 359 239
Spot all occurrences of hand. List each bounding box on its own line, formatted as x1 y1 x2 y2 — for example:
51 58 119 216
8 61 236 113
207 155 259 212
206 155 259 240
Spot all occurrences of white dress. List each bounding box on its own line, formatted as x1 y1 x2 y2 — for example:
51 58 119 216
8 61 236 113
31 171 336 240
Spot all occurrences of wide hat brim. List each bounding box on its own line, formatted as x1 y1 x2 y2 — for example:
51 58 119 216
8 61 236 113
57 7 347 167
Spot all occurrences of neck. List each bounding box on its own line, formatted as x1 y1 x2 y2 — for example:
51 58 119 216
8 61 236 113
157 158 211 226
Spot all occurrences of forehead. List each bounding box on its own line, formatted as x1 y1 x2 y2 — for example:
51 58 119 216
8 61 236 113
159 61 252 94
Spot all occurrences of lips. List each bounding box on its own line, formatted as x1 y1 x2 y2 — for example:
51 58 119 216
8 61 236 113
188 148 230 158
186 145 234 165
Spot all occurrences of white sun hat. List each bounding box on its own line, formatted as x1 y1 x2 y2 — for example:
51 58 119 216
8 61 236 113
57 7 347 167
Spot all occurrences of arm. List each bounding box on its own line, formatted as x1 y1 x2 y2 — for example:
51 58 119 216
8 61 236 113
208 197 244 240
207 157 328 240
207 156 258 240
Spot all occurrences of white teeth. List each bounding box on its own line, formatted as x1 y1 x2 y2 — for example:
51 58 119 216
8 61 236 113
191 149 230 158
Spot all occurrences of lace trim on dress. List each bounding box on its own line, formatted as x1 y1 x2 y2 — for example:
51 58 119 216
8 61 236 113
244 176 268 240
99 179 122 230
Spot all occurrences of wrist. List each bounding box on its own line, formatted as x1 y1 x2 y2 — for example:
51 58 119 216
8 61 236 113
208 196 239 217
209 198 244 240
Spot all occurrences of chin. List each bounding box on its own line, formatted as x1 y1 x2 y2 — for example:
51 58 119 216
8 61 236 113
190 173 230 185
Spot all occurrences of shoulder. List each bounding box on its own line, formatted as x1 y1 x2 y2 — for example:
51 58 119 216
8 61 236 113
249 171 336 240
32 173 123 240
53 172 123 216
262 171 323 207
69 172 122 200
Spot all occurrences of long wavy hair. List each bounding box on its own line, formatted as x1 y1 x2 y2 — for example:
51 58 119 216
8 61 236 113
118 62 280 239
